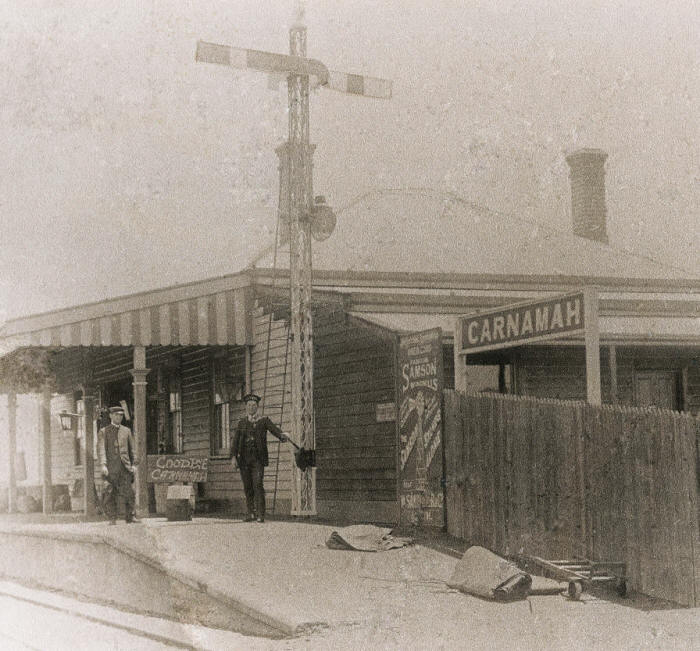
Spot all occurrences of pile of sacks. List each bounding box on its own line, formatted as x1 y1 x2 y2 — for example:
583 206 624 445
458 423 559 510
447 546 532 601
326 524 413 551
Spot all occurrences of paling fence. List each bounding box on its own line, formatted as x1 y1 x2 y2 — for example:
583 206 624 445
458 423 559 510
443 390 700 606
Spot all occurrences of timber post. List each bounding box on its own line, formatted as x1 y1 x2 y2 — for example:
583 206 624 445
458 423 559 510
41 384 52 514
130 346 149 517
81 387 96 517
583 287 601 405
608 344 618 404
453 317 467 392
7 392 17 513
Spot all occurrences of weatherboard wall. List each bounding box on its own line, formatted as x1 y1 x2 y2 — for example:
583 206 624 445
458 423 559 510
214 304 400 520
194 346 248 506
206 305 295 513
514 345 699 410
250 306 294 513
313 310 399 523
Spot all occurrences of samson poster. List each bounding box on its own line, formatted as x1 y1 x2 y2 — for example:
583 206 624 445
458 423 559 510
398 328 444 527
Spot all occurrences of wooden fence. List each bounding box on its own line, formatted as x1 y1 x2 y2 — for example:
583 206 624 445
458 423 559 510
443 390 700 606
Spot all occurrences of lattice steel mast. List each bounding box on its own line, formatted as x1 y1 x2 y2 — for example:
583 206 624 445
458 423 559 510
286 23 315 514
196 18 391 515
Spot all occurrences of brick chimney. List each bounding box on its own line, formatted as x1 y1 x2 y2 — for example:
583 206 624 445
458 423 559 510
565 148 609 244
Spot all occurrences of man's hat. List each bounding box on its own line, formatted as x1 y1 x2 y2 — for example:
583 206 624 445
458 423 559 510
242 393 261 404
108 406 125 414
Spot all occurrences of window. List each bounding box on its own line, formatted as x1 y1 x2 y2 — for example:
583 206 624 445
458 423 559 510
444 346 514 393
635 370 680 411
168 374 184 454
464 363 514 394
211 357 234 456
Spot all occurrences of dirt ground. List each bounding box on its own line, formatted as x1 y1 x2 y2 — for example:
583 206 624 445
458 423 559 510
1 514 699 650
157 519 700 651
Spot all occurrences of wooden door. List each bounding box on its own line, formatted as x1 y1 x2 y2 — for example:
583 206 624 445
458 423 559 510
635 370 679 410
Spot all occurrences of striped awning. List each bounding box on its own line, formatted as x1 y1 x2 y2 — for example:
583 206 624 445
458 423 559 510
0 276 253 356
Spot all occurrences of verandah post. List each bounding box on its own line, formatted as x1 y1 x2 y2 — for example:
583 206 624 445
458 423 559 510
82 388 96 517
41 384 52 514
583 287 601 405
130 346 149 517
7 392 17 513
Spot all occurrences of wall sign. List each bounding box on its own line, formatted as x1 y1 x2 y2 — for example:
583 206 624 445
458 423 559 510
147 455 208 483
457 291 586 354
375 402 396 422
397 328 444 527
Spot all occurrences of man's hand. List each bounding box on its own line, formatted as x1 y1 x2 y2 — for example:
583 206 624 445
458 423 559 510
279 432 289 443
101 465 108 477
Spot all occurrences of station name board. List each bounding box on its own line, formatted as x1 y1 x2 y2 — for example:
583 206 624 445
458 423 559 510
458 291 586 354
147 455 208 483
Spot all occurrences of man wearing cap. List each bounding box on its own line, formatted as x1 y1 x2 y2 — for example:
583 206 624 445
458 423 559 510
97 406 139 524
231 394 288 522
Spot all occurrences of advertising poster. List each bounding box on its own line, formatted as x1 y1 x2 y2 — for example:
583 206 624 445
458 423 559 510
398 328 444 526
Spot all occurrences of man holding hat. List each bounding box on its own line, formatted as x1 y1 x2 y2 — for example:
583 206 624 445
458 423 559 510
97 405 138 524
231 393 288 522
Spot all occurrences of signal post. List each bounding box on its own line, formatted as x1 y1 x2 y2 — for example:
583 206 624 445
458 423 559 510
196 18 391 514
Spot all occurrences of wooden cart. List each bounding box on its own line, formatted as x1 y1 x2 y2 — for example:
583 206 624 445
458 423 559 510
514 554 627 600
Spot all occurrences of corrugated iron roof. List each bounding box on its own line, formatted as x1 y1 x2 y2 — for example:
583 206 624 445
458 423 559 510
255 189 692 280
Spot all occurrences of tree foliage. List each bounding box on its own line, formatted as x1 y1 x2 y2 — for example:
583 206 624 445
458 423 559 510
0 348 56 393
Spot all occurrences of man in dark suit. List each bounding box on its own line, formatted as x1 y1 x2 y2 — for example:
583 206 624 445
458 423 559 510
231 394 288 522
97 405 138 524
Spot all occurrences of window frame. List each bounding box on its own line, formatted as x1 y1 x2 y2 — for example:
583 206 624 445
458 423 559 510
166 371 184 454
74 397 85 467
210 356 234 457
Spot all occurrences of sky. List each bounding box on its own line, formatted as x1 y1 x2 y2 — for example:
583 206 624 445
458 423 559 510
1 0 698 322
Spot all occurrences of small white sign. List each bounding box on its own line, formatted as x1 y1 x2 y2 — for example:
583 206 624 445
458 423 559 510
375 402 396 422
166 484 194 500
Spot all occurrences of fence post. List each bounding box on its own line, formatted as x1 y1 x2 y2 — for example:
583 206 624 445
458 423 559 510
694 415 700 606
574 402 590 558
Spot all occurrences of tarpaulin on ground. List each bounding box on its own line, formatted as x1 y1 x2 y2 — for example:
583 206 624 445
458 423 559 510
447 546 532 601
326 525 413 552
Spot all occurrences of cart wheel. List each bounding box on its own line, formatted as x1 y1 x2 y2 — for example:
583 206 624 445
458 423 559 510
567 581 583 600
615 579 627 598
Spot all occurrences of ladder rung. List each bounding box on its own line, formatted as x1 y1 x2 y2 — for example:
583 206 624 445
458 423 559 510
557 565 589 571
